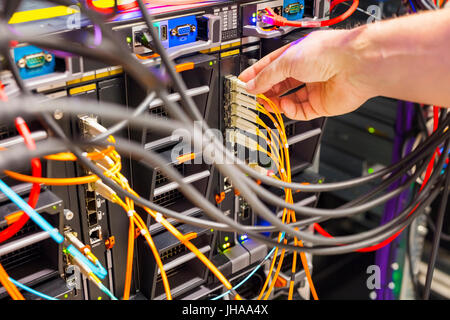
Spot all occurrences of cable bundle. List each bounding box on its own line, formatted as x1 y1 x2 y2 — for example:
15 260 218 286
0 0 448 301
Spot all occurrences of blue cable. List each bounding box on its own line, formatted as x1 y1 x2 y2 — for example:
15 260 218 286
408 0 417 12
9 277 58 300
212 232 285 300
0 179 108 282
98 282 118 300
0 179 64 243
66 245 108 280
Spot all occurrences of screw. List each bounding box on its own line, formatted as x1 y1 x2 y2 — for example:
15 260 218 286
64 209 74 221
54 109 64 120
171 29 177 36
17 58 26 69
417 225 428 236
191 25 196 32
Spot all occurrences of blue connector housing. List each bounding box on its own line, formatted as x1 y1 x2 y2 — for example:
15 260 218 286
282 0 304 21
168 15 198 48
13 45 56 80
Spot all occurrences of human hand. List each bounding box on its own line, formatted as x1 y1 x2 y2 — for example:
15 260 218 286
239 29 375 120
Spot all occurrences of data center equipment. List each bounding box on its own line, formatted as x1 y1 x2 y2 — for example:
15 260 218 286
0 0 448 302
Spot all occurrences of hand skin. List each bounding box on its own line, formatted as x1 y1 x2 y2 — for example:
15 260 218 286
239 9 450 121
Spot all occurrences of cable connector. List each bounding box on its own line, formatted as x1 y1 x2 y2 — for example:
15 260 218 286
92 180 117 202
79 115 107 137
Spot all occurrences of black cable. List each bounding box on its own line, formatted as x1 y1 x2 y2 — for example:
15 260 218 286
423 161 450 299
415 104 429 137
426 215 450 242
238 113 450 192
245 142 443 218
2 94 443 221
0 91 446 249
7 16 450 200
90 92 157 142
1 124 446 254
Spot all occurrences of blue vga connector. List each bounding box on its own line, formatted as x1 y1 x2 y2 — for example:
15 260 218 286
282 0 305 21
168 15 198 48
13 45 56 80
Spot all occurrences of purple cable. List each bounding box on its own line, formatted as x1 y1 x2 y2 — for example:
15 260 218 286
375 101 414 300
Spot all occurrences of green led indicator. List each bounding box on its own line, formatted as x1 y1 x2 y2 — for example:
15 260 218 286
224 236 229 241
318 179 323 184
368 127 375 134
126 36 132 44
52 205 57 210
64 294 68 299
209 61 213 66
222 244 227 249
368 168 374 174
97 296 102 300
210 229 214 232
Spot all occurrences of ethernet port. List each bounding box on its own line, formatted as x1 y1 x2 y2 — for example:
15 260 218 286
85 190 96 199
88 211 98 227
86 199 96 212
89 226 102 245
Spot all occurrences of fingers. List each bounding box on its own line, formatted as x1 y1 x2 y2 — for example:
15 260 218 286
264 78 304 98
239 43 290 83
244 54 291 94
277 86 322 121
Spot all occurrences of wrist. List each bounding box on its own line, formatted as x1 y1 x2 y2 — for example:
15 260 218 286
337 24 383 99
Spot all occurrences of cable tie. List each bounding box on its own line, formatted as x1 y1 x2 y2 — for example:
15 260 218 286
127 210 134 217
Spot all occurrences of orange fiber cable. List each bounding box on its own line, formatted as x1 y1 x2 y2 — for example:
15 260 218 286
0 263 24 300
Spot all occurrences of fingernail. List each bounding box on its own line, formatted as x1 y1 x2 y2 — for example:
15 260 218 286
246 79 255 92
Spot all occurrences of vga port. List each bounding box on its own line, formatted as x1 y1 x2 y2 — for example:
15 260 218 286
17 52 53 69
171 24 196 37
284 3 301 14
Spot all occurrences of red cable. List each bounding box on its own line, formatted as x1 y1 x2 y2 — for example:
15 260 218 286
0 118 42 243
314 107 442 252
86 0 140 14
260 0 359 28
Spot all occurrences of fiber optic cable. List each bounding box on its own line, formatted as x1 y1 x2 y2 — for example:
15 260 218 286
8 277 57 301
66 245 108 279
212 232 285 300
0 263 24 300
0 178 63 243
